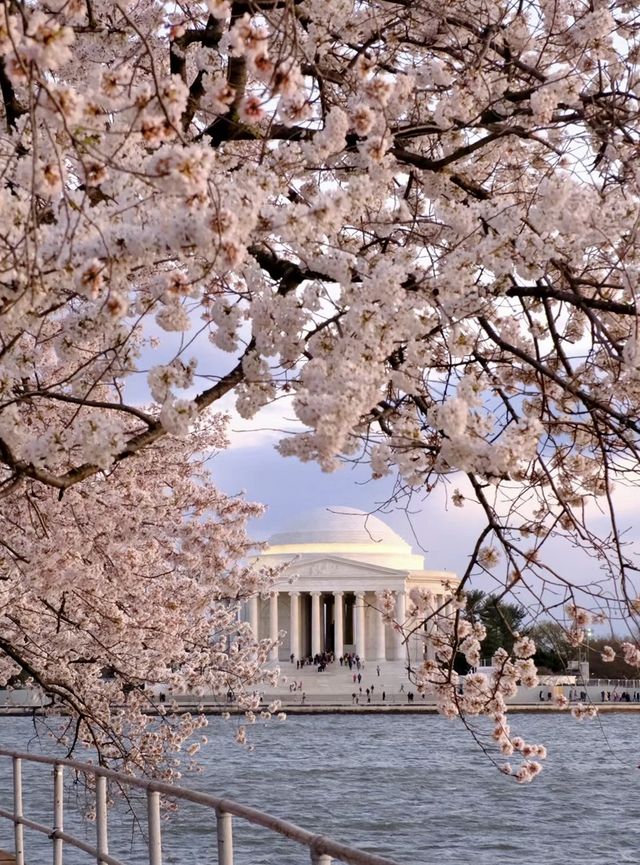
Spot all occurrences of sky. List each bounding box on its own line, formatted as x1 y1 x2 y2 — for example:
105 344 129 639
129 306 640 628
213 396 556 581
213 400 477 574
130 315 482 574
209 393 640 635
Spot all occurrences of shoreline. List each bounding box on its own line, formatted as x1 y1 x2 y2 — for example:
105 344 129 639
183 703 640 716
2 702 640 717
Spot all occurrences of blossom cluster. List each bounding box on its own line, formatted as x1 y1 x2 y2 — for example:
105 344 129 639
0 414 279 777
393 590 548 781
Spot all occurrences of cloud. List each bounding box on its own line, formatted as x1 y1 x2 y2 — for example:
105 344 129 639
122 316 640 616
217 392 303 451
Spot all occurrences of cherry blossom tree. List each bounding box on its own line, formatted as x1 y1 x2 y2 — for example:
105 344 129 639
2 0 640 778
1 413 279 777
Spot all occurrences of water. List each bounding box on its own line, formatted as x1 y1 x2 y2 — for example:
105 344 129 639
0 712 638 865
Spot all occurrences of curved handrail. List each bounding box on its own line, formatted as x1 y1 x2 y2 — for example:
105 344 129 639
0 748 402 865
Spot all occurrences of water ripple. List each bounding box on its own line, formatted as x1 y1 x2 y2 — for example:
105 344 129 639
0 714 638 864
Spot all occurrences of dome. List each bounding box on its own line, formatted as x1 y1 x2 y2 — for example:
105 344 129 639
268 506 411 550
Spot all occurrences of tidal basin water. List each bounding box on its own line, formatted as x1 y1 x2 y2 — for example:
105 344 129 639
0 712 639 865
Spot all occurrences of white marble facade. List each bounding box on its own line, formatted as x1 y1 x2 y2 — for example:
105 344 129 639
244 507 459 663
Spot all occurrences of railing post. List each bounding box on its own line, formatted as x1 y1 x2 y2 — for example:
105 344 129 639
310 852 332 865
215 808 233 865
13 757 24 865
96 775 108 865
147 789 162 865
53 763 64 865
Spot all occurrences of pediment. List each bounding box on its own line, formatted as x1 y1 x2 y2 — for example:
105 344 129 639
280 555 407 580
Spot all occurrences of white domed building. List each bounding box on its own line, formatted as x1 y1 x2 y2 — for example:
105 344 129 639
246 507 459 663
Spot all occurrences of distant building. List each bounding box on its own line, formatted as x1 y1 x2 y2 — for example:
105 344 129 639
245 507 459 663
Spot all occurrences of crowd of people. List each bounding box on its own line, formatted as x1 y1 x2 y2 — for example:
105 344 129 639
292 651 336 671
287 655 640 708
538 688 640 703
291 651 369 673
600 690 640 702
566 689 588 701
288 651 392 703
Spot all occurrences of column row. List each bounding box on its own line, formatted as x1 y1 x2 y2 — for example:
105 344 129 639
245 590 409 662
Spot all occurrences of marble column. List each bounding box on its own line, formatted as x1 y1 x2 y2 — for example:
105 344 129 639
394 590 406 661
289 591 300 660
248 596 259 638
269 592 279 661
425 595 436 662
442 594 453 621
311 592 322 657
355 592 366 660
333 592 344 658
374 605 386 660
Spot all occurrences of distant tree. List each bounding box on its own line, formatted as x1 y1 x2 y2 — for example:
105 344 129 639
479 596 528 661
527 621 575 674
0 417 276 777
587 639 640 681
455 590 528 672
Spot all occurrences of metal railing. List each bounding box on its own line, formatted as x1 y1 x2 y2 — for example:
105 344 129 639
0 749 401 865
587 679 640 690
